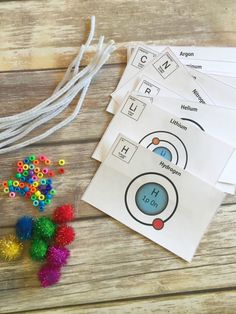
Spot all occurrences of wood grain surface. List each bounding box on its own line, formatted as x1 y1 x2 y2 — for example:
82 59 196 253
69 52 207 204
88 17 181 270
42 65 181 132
0 0 236 313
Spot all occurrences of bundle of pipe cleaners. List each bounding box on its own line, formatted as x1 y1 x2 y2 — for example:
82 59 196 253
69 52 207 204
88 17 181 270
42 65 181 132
0 16 115 154
0 204 75 287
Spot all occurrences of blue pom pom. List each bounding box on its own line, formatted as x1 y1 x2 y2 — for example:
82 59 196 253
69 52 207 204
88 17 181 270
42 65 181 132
16 216 34 241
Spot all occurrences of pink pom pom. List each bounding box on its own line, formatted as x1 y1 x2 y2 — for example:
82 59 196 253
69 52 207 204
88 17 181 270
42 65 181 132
47 246 70 267
38 264 61 287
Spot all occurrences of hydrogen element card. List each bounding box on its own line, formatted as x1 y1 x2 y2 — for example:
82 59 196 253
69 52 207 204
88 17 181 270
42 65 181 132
93 94 234 192
83 135 225 262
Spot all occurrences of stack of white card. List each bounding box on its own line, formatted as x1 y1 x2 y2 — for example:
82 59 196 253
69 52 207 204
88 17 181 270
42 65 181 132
83 45 236 262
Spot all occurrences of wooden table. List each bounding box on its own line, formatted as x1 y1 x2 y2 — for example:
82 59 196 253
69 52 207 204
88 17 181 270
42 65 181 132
0 1 236 313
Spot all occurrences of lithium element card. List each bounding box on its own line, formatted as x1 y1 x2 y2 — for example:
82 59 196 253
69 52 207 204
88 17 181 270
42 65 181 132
93 94 234 191
153 96 236 185
83 135 225 262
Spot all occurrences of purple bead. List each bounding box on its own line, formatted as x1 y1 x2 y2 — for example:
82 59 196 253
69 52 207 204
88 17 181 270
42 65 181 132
46 184 52 190
29 170 34 176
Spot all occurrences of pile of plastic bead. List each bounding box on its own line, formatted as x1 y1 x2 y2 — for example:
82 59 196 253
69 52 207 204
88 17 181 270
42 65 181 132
1 155 66 212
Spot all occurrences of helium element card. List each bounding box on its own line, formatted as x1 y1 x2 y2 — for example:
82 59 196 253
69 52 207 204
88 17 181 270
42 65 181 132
83 135 225 262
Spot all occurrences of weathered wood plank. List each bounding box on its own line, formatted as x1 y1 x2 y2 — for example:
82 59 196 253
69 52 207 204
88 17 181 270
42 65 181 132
0 0 236 71
25 290 236 314
0 203 236 313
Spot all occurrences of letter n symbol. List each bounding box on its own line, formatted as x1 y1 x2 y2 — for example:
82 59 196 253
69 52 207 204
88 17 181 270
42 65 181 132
162 60 171 69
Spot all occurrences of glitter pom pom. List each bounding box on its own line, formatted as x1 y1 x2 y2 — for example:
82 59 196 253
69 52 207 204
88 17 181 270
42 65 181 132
34 217 56 239
54 225 75 247
0 234 23 261
38 264 61 287
47 246 70 267
16 216 34 241
53 204 75 224
30 238 48 261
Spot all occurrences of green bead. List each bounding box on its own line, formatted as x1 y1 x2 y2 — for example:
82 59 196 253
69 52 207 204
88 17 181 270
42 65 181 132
29 164 35 170
31 195 37 201
29 239 48 261
15 173 21 179
50 189 56 195
29 155 36 161
7 180 13 186
45 199 51 205
23 170 28 177
34 217 56 239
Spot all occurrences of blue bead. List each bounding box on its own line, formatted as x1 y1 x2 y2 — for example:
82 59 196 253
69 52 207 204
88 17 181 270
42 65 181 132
24 187 29 192
39 201 45 206
33 200 39 207
9 186 15 192
46 194 52 200
39 207 45 212
46 179 52 185
24 158 30 164
19 190 25 196
20 176 26 182
15 187 20 192
28 178 34 184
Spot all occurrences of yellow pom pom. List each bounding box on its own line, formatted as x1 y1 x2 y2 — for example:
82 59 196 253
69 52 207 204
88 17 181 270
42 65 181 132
0 234 23 261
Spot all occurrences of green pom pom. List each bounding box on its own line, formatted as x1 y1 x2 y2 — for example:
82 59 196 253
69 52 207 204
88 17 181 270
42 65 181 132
30 239 48 261
34 217 56 239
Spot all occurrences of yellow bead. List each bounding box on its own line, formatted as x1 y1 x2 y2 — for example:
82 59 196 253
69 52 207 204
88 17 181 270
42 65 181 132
38 195 45 201
13 181 19 187
35 191 41 197
23 164 29 170
37 172 43 179
58 159 65 166
32 181 39 187
3 188 9 193
0 235 23 261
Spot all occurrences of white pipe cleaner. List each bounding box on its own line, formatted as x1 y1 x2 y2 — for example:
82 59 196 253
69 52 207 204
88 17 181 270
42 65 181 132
0 16 116 154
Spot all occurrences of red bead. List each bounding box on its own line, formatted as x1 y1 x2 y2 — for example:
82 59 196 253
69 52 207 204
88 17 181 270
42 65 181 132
54 225 75 247
58 168 65 175
48 171 55 177
25 191 32 198
53 204 74 224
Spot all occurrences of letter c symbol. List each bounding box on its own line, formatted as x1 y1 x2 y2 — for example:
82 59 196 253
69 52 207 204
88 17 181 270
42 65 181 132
140 55 147 64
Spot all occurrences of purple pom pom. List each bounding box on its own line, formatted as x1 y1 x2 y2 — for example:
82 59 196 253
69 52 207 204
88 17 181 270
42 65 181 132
38 264 61 287
46 246 70 267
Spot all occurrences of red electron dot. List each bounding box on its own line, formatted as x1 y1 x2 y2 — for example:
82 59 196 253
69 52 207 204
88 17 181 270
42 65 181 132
152 218 164 230
152 137 160 145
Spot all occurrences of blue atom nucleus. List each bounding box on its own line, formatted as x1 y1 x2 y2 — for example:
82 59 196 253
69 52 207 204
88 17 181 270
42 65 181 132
135 182 169 215
153 146 172 161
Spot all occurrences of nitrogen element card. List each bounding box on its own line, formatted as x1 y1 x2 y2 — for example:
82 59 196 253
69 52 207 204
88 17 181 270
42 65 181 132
83 135 225 262
93 94 234 192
